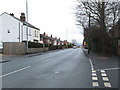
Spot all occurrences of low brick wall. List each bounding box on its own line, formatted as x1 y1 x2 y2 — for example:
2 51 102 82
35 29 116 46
3 42 26 55
28 47 49 54
3 42 49 55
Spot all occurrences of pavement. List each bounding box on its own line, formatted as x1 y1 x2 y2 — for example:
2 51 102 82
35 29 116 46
1 48 119 89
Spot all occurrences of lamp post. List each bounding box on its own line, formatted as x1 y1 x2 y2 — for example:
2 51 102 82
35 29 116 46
88 13 91 54
66 29 68 48
26 0 29 53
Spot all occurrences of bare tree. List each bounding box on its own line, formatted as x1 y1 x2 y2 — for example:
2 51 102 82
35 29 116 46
76 0 120 31
76 0 120 52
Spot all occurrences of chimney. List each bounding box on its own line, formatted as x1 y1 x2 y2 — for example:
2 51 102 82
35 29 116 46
20 13 26 22
43 32 46 36
10 13 14 16
51 35 52 37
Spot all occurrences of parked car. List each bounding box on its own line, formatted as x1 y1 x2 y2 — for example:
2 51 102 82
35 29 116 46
73 46 76 49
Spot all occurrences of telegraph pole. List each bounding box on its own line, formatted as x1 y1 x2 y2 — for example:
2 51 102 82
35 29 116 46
66 29 68 48
26 0 29 53
88 13 91 54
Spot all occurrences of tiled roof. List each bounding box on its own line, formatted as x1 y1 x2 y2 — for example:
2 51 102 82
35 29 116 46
1 12 40 30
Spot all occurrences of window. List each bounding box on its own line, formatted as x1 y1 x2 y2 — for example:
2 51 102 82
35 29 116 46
37 31 38 37
29 28 31 36
34 30 39 37
35 30 36 37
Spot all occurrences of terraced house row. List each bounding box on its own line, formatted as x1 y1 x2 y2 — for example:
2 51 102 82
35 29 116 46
0 12 72 50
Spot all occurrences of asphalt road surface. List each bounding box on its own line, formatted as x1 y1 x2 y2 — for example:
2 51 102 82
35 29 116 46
1 48 119 88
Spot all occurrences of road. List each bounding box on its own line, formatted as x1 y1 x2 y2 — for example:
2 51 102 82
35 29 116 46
1 48 119 88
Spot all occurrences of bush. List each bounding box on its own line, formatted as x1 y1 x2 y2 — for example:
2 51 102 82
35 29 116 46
22 41 43 48
68 44 73 48
44 43 49 47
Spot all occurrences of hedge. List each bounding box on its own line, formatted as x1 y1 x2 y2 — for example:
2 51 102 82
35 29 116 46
22 41 43 48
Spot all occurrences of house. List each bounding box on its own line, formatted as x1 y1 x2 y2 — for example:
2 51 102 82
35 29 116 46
49 35 55 46
63 40 68 46
40 32 51 44
57 38 61 46
0 12 40 48
40 33 63 46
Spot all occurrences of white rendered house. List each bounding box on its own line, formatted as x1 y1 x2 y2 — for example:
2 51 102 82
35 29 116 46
0 12 40 48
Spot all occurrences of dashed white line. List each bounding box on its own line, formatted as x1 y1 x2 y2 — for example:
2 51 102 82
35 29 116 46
100 70 112 87
101 73 107 76
93 82 99 87
103 77 109 81
92 73 97 76
41 59 51 63
55 72 59 74
92 77 98 80
104 82 112 87
92 70 96 73
89 58 112 88
0 66 31 78
91 67 94 71
101 70 105 73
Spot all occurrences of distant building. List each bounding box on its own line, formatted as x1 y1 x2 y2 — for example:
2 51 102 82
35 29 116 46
40 33 62 46
40 32 51 44
0 12 40 48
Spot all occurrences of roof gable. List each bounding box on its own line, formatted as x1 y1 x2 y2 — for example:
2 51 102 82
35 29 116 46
0 12 40 30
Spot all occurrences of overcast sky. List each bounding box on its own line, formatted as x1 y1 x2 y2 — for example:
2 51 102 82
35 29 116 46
0 0 84 44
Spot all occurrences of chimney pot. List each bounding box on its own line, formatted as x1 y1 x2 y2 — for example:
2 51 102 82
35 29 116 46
10 13 14 16
20 13 26 22
44 32 46 36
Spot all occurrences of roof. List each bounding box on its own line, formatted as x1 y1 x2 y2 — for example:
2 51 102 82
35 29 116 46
40 34 61 41
0 12 40 30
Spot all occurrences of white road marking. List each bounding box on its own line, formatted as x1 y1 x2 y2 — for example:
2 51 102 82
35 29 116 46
104 82 112 87
89 58 94 68
91 67 94 70
92 77 98 80
93 82 99 87
101 70 105 73
92 70 96 73
0 66 31 78
41 59 52 63
101 73 107 76
55 72 59 74
98 67 120 71
103 77 109 81
92 73 97 76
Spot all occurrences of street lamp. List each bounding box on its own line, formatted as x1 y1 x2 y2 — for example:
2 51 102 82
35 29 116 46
66 29 68 48
88 13 91 54
26 0 29 53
